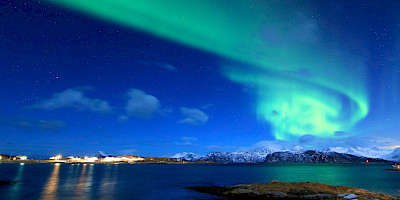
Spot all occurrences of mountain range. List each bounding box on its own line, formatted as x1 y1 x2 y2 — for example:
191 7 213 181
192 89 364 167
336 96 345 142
265 150 390 163
172 146 400 163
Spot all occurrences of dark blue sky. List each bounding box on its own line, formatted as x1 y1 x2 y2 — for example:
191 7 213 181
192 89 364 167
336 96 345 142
1 0 400 158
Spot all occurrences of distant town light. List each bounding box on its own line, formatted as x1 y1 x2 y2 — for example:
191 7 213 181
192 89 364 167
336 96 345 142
50 155 62 160
104 156 121 162
84 156 98 162
67 156 82 161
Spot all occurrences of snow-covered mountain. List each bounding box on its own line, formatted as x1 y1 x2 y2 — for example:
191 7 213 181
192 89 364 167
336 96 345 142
322 147 392 158
290 145 306 153
171 146 399 163
201 151 263 163
171 152 203 161
202 146 295 163
382 147 400 162
171 146 303 163
95 151 114 158
265 150 390 163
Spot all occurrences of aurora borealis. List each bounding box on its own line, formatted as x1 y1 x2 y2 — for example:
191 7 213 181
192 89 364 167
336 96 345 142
46 0 368 140
1 0 400 157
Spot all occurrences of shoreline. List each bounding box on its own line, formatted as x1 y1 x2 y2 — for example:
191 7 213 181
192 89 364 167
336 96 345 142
0 160 395 165
186 181 399 200
0 160 218 164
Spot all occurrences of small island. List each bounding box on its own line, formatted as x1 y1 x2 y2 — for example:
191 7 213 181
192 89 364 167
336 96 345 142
187 180 398 200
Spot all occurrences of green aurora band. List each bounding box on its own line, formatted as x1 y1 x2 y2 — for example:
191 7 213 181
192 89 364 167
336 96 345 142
47 0 369 140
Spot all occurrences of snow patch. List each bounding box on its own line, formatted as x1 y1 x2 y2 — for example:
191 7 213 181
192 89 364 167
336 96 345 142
382 147 400 162
322 147 391 158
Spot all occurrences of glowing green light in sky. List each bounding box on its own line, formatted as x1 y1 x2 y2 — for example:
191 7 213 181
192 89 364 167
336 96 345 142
47 0 369 140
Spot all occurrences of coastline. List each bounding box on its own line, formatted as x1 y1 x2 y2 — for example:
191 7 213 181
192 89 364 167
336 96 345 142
187 181 399 200
0 160 395 165
0 160 218 164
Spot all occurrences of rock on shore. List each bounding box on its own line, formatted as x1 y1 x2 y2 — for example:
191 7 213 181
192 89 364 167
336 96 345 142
0 180 16 187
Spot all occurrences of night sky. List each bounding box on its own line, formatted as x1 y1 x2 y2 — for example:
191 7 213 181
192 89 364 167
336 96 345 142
1 0 400 158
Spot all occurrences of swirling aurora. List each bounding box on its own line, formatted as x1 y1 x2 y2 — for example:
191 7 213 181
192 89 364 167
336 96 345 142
46 0 369 140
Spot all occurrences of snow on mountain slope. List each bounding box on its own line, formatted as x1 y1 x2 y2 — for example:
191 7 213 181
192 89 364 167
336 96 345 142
205 146 291 163
171 146 396 163
265 150 390 163
171 152 203 161
95 151 113 158
322 147 391 158
203 151 263 163
382 147 400 162
289 146 306 153
172 146 285 163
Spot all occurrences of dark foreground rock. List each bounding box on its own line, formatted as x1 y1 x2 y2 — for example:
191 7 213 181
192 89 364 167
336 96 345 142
0 180 16 187
186 181 396 200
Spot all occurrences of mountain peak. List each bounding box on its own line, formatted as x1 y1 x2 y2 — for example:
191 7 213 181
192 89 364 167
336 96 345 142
382 147 400 162
95 151 113 158
171 152 202 161
291 146 306 152
321 146 391 158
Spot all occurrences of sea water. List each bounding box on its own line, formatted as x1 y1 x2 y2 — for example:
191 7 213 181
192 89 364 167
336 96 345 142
0 163 399 199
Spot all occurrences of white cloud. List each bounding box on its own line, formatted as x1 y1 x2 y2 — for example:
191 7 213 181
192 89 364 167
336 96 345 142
299 134 315 143
181 136 198 142
34 88 111 112
158 63 178 72
334 131 349 137
171 142 195 146
0 115 66 133
170 136 199 146
179 107 208 125
159 108 173 116
118 115 129 122
201 104 214 109
125 89 160 118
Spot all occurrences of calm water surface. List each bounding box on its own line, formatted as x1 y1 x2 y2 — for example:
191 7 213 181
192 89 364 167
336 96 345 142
0 163 399 199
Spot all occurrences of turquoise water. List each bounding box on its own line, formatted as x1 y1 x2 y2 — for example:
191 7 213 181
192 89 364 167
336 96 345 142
0 163 399 199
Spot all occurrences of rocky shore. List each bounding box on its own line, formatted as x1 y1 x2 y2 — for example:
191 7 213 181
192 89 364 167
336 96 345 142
187 181 398 200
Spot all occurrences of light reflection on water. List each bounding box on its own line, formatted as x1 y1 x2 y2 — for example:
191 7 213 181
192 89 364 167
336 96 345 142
98 164 117 200
74 164 88 199
7 163 24 199
0 163 399 199
40 163 60 200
